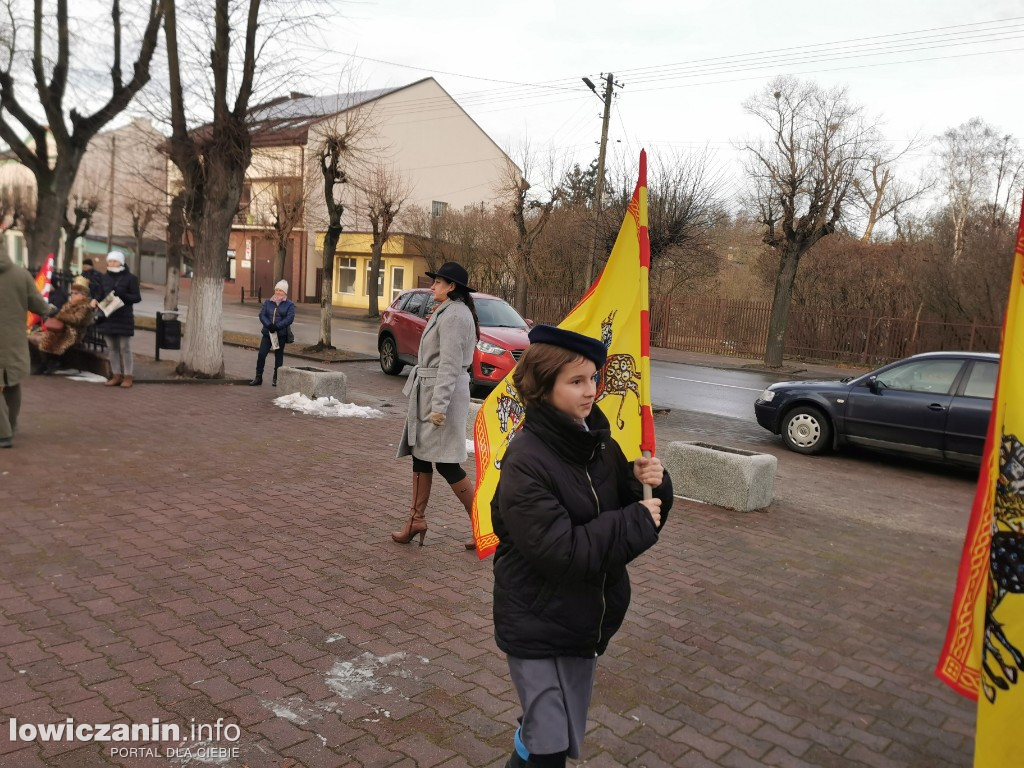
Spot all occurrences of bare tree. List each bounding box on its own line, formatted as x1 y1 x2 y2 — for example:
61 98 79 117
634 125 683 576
742 76 876 367
360 163 409 319
500 148 557 317
0 182 33 233
164 0 263 377
163 191 186 310
0 0 162 269
937 118 1001 262
603 149 726 296
306 101 375 351
853 140 932 242
254 177 304 285
989 132 1023 227
60 193 98 267
126 198 157 275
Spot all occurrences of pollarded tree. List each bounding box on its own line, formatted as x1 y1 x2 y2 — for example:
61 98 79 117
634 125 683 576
164 0 263 377
359 163 409 319
0 0 162 269
306 100 376 351
742 76 877 368
500 145 557 317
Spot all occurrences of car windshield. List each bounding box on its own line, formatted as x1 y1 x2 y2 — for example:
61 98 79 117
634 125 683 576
475 298 528 329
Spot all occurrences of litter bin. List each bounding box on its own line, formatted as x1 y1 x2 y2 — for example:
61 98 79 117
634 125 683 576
155 311 182 361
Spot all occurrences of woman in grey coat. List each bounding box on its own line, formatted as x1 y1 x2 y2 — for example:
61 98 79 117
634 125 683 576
393 261 480 547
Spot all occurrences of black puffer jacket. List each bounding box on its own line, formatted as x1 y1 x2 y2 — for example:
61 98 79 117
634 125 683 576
492 402 673 659
96 268 141 336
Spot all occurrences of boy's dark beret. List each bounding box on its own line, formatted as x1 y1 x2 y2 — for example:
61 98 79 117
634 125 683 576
527 324 607 369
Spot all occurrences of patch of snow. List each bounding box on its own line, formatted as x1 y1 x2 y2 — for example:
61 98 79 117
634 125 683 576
273 393 382 419
54 369 107 383
325 633 346 644
260 696 336 725
324 651 406 699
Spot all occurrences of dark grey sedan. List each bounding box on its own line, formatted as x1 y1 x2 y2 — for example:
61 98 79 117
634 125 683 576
754 351 997 465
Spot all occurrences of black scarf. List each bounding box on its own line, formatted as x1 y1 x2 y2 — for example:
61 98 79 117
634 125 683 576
523 400 610 466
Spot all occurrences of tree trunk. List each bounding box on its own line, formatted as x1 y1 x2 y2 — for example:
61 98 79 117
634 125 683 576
763 248 803 368
26 187 68 271
134 234 143 279
273 240 286 284
177 210 231 377
367 243 383 318
512 246 529 317
514 276 528 319
317 226 342 349
164 194 184 311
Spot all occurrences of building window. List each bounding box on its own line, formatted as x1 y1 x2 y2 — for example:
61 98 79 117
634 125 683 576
431 200 448 218
338 257 356 294
225 249 236 282
365 260 384 297
391 266 405 301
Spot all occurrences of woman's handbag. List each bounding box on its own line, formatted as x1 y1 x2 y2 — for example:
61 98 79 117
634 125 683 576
272 305 295 344
43 317 65 332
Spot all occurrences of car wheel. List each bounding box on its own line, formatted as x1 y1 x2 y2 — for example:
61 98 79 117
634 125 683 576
781 406 831 455
379 336 404 375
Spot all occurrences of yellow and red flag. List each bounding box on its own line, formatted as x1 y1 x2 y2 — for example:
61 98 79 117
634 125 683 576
26 252 55 329
937 193 1024 765
470 150 655 558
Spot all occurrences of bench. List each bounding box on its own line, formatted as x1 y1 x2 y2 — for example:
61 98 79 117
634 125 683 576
29 323 110 379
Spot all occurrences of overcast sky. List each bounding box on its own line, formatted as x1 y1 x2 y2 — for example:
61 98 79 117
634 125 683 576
296 0 1024 194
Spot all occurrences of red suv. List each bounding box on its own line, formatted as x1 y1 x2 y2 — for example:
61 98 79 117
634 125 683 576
378 289 531 392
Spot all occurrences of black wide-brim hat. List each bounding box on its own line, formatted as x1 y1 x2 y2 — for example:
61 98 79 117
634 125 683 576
425 261 475 292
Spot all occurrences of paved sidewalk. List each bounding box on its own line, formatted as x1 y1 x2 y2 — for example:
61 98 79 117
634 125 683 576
0 357 976 767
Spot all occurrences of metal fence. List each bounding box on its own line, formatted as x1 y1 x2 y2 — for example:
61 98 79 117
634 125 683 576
508 290 999 367
648 297 1000 366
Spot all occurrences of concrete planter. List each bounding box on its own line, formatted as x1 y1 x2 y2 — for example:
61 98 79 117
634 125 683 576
275 366 348 401
662 441 776 512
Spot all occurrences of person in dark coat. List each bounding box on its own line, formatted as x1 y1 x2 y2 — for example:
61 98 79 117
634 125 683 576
248 280 295 387
81 258 104 301
93 250 142 388
491 325 673 768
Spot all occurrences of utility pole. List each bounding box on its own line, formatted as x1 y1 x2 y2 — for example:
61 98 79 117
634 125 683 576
582 73 617 286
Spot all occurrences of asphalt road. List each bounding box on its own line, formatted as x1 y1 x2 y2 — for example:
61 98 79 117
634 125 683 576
138 287 382 357
650 360 796 420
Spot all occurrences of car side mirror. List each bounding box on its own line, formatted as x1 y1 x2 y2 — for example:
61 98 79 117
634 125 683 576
867 376 885 393
526 318 535 327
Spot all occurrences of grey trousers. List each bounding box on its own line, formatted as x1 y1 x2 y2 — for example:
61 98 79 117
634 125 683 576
0 382 21 439
105 335 133 376
507 655 597 760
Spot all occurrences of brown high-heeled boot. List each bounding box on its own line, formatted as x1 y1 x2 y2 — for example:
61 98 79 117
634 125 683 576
392 471 432 545
449 477 477 550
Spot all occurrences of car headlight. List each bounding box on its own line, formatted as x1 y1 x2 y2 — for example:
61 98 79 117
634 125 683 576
758 389 776 403
476 341 507 356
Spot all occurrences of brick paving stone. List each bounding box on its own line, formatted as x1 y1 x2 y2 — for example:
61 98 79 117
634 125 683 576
0 361 979 766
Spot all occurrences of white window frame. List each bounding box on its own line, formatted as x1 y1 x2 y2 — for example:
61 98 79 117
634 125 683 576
391 265 406 302
338 257 357 294
364 259 384 298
